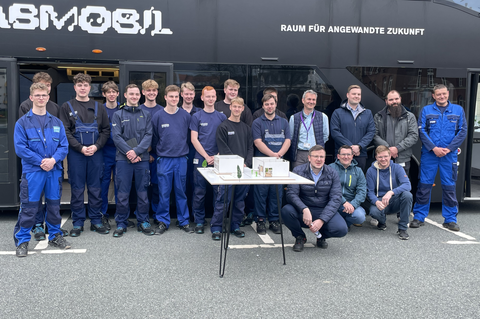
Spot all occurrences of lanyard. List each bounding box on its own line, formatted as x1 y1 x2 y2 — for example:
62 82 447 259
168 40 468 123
300 111 315 139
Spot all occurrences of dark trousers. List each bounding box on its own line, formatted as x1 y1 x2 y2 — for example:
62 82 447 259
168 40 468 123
101 145 117 217
211 185 249 233
281 204 348 239
254 184 282 221
192 163 218 225
369 191 413 231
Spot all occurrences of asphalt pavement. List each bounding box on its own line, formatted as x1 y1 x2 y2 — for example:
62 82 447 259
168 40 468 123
1 202 480 319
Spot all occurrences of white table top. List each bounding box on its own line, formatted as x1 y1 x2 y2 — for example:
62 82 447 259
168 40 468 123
197 167 315 185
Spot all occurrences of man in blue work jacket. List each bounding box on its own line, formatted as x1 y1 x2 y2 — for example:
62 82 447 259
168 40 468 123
252 94 291 235
410 84 467 231
14 83 70 257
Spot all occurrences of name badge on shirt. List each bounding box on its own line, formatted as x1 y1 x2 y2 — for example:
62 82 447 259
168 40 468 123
200 123 208 127
193 159 199 164
228 131 235 135
53 126 60 133
303 142 311 148
162 124 169 128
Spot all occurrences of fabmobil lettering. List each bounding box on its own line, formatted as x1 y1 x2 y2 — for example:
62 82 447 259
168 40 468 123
0 4 173 36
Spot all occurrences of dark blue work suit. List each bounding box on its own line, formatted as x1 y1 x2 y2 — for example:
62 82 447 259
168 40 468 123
111 105 152 228
13 110 68 246
413 101 467 223
252 114 291 222
101 103 119 217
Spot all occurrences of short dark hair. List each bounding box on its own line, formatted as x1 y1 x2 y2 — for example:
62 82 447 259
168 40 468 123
338 145 353 154
262 93 277 104
73 73 92 84
102 81 119 93
32 72 52 84
263 87 277 95
308 145 325 156
125 84 140 92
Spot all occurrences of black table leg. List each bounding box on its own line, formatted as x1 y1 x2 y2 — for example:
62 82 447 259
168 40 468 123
276 185 286 265
219 185 236 277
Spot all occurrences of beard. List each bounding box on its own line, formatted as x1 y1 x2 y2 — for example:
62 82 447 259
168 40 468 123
388 104 402 118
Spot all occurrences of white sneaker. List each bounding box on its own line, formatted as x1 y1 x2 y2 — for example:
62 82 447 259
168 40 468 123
370 218 378 227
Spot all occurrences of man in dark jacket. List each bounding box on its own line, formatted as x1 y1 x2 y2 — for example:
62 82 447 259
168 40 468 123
330 85 375 172
373 90 418 176
282 145 347 252
111 84 153 237
366 146 412 240
329 145 367 229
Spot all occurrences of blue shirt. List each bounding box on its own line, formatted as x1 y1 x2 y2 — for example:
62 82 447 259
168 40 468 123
346 103 364 120
152 107 191 158
189 110 227 159
140 104 163 155
310 165 324 185
252 114 291 156
289 110 329 150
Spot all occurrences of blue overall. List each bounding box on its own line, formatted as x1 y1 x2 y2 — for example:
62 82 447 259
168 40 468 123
101 104 119 217
413 101 467 223
67 102 104 226
252 115 290 222
13 111 68 246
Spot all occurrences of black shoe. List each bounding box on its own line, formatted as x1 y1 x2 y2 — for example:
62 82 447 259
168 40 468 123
60 228 69 237
256 220 266 235
113 227 126 238
127 220 135 228
102 216 111 231
443 222 460 231
70 226 84 237
155 222 167 235
293 236 306 252
16 242 28 257
231 229 245 238
377 223 387 231
316 237 328 249
180 224 194 233
90 223 109 235
212 231 221 241
194 224 204 234
241 213 254 227
397 229 409 240
410 219 425 228
175 220 180 227
32 224 46 241
48 233 71 249
269 221 282 234
138 222 155 236
153 218 160 226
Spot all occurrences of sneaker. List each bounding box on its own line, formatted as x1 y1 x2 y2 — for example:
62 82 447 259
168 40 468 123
60 228 69 237
48 233 71 249
102 216 111 231
370 218 379 227
153 218 160 226
377 223 387 231
32 225 46 241
410 219 425 228
269 221 282 234
242 213 254 227
179 224 194 233
231 229 245 238
113 227 126 238
352 223 363 227
397 229 409 240
175 220 180 227
194 224 204 234
127 220 135 228
212 231 221 241
90 223 109 235
443 222 460 232
16 242 28 257
256 220 266 235
293 236 306 252
70 226 84 237
316 237 328 249
138 222 155 236
155 222 167 235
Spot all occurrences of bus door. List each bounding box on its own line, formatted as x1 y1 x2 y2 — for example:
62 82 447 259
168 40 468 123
119 62 173 106
465 71 480 200
0 58 19 208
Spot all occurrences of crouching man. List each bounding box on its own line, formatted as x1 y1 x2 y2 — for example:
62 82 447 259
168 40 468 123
14 83 70 257
366 145 413 240
281 145 347 252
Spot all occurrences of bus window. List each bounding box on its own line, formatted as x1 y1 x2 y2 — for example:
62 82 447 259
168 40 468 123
0 68 8 182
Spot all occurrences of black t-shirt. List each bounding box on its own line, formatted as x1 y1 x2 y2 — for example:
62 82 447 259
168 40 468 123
216 119 253 167
19 99 59 118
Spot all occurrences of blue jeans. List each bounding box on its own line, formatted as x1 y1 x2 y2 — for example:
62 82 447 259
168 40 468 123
369 191 413 231
338 205 366 227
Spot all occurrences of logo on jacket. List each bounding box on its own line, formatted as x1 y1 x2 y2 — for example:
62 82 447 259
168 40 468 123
53 126 60 133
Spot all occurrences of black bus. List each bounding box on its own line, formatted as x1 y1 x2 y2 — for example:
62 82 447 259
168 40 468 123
1 0 479 208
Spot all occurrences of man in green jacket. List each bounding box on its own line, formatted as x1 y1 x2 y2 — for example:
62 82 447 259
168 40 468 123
329 145 367 228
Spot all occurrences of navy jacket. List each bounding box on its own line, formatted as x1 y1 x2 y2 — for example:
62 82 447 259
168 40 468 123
330 100 375 157
289 110 325 162
286 163 342 223
111 104 152 162
366 160 411 204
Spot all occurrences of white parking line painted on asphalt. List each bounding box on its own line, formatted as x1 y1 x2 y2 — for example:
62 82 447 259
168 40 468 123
41 249 87 254
251 222 275 244
445 241 480 245
0 251 35 255
34 212 70 250
229 243 316 249
425 218 476 240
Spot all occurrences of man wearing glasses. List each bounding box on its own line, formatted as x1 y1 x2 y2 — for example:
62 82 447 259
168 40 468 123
329 145 367 229
282 145 347 252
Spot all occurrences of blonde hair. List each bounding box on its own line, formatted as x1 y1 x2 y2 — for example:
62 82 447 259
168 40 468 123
224 79 240 89
181 82 195 92
142 79 159 90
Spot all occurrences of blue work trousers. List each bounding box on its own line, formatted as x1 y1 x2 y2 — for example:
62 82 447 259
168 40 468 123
254 184 282 221
369 191 413 231
156 157 189 228
148 155 159 216
186 145 196 214
67 148 103 226
338 205 366 227
192 163 218 225
101 145 117 217
281 204 348 239
14 170 63 246
413 151 459 223
115 160 150 229
211 185 249 233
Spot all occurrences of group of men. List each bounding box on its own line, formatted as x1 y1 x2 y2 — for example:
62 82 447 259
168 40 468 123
13 72 467 256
